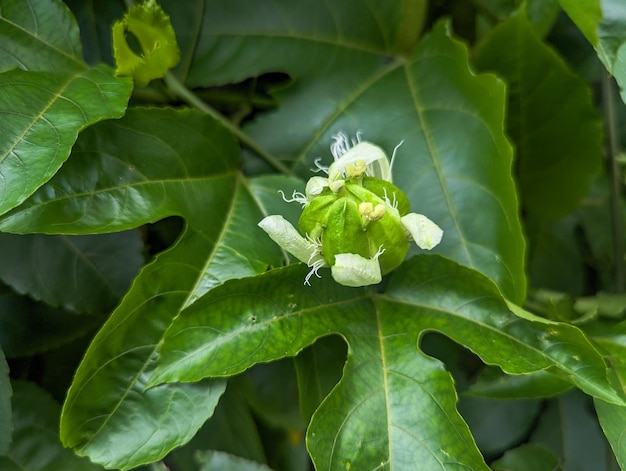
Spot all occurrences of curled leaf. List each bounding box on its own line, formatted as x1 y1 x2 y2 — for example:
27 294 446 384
112 0 180 87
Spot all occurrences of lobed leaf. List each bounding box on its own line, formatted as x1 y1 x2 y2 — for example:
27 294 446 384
163 3 526 301
149 255 621 470
0 107 287 469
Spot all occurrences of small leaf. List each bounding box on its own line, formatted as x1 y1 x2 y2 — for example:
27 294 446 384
112 0 180 87
0 64 132 216
0 231 143 314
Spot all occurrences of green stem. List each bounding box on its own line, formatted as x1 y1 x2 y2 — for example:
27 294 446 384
602 72 625 292
163 73 294 176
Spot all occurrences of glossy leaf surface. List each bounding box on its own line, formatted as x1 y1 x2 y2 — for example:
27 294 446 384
0 107 283 469
165 2 526 302
150 256 621 470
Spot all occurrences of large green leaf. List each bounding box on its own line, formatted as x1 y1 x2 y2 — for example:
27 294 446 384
0 107 287 469
559 0 626 103
149 256 621 470
0 380 103 471
473 9 602 219
165 3 526 302
0 231 142 314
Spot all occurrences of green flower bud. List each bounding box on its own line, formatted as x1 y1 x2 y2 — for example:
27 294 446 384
258 132 443 287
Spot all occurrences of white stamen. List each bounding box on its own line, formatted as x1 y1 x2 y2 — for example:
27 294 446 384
278 189 307 207
389 140 404 176
311 157 329 174
383 187 398 209
304 258 325 286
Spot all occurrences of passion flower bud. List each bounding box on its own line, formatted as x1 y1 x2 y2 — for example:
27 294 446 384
258 132 443 287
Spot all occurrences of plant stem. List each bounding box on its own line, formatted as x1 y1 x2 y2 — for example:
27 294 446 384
163 72 294 176
602 72 625 292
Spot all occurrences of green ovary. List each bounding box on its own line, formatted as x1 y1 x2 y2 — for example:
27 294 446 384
298 181 410 274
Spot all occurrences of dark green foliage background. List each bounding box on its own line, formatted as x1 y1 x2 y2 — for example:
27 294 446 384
0 0 625 470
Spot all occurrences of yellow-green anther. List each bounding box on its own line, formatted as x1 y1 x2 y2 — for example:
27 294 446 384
359 202 386 221
345 159 367 178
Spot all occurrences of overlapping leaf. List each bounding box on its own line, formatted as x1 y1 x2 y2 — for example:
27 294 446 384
559 0 626 103
474 9 602 220
0 381 103 471
164 1 526 302
0 0 85 73
0 231 142 314
0 0 132 216
0 107 287 469
149 255 621 470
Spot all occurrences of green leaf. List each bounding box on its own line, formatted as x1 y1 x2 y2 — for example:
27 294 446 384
474 9 603 219
559 0 626 103
0 64 132 216
196 450 272 471
530 391 618 470
0 346 10 456
166 4 526 302
594 399 626 469
458 397 542 457
0 284 101 357
149 255 621 470
112 0 180 87
166 377 268 468
0 107 285 469
491 443 560 471
0 231 143 314
0 0 85 73
465 367 572 399
558 0 602 45
0 380 103 471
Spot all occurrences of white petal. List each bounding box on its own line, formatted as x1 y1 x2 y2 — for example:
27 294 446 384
401 213 443 250
258 215 314 263
331 253 382 287
305 176 328 200
328 142 392 182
